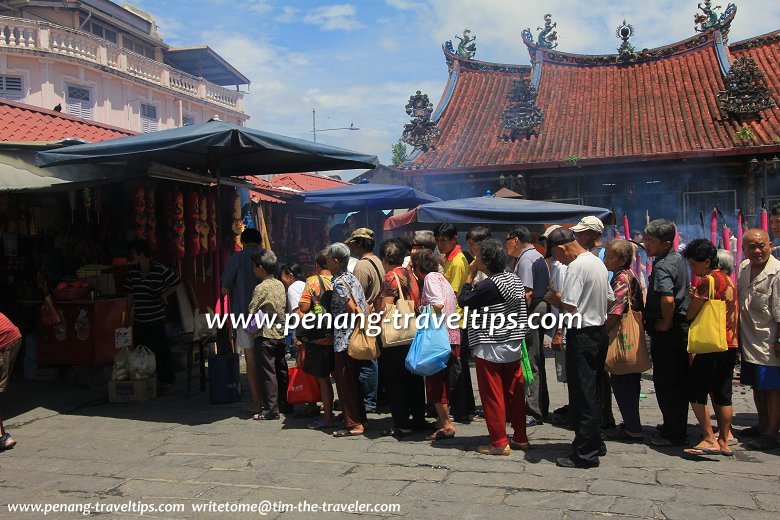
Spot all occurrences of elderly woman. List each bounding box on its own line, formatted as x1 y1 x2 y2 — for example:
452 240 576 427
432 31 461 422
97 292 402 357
412 248 460 441
603 239 646 441
376 239 425 437
327 242 370 437
458 238 530 455
717 249 735 277
248 249 288 421
683 239 738 456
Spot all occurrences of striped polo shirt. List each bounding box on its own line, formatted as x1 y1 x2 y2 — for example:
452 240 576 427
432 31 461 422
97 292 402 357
124 262 181 323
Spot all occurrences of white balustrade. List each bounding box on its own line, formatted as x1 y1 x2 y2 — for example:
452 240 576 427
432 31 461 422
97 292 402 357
0 15 243 111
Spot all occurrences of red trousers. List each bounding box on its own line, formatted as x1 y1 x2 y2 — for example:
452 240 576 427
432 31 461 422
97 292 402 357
425 345 460 405
475 357 528 448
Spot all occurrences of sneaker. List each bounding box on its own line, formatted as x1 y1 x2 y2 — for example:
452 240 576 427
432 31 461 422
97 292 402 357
526 416 543 427
0 433 16 451
556 456 598 469
253 412 280 421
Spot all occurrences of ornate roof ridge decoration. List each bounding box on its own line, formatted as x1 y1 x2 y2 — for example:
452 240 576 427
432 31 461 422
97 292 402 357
616 20 639 64
694 2 736 33
401 91 441 152
718 56 776 119
501 78 544 142
442 43 531 73
729 30 780 51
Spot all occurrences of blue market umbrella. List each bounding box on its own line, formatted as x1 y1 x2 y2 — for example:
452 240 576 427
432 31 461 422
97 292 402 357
385 196 612 230
35 120 378 175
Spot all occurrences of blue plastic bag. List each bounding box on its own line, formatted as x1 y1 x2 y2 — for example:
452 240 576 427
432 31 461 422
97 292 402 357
405 305 452 376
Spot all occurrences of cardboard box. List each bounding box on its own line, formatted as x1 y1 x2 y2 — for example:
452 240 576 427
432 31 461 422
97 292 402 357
108 377 157 402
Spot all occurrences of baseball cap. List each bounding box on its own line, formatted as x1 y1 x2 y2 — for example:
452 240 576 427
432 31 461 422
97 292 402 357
345 227 374 243
544 227 576 258
540 225 562 240
571 216 604 234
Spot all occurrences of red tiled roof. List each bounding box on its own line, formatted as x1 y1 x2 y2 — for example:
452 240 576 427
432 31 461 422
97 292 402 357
408 24 780 174
0 99 135 143
249 190 285 204
261 172 351 192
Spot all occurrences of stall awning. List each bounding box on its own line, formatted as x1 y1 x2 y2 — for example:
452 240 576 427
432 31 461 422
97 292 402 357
0 149 129 192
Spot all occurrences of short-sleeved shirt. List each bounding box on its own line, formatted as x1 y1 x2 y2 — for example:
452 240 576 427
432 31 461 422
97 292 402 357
443 245 469 296
353 255 385 305
738 257 780 367
0 312 21 351
247 275 286 340
287 280 306 313
694 270 737 348
645 250 690 327
331 270 367 353
421 271 460 345
125 262 181 323
609 269 644 316
381 266 420 309
298 274 333 346
561 252 613 328
514 245 550 301
220 243 263 314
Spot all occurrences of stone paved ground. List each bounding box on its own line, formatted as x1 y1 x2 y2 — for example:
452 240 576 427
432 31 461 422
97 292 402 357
0 357 778 519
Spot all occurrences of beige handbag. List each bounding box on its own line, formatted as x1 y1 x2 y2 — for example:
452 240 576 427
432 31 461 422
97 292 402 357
344 282 380 361
606 276 651 375
380 272 418 348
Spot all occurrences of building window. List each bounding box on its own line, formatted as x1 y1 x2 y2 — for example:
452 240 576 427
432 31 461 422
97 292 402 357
0 76 23 101
182 114 194 126
66 85 93 119
141 103 158 133
123 36 156 60
79 17 118 43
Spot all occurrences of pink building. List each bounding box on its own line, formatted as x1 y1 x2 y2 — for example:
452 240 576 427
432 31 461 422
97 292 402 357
0 0 249 133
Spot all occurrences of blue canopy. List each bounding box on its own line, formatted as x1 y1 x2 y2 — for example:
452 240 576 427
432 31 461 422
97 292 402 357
303 183 441 211
35 120 378 176
385 196 612 230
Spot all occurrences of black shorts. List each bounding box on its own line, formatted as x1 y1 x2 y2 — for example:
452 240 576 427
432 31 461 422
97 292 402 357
687 348 737 406
302 343 334 379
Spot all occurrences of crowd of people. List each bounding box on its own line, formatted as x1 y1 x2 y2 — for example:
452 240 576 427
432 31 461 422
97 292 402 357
217 212 780 468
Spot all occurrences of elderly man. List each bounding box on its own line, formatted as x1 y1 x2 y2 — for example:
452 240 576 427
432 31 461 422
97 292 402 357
544 227 612 468
738 229 780 450
507 225 550 425
644 219 690 447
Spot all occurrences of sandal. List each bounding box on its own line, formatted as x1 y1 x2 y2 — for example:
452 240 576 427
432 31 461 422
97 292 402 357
381 427 412 438
332 428 364 438
509 439 531 451
0 433 16 451
683 444 722 456
425 428 455 441
747 435 780 451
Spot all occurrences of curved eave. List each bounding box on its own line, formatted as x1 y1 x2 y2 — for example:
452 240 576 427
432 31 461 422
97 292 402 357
442 44 532 73
522 5 737 68
729 29 780 52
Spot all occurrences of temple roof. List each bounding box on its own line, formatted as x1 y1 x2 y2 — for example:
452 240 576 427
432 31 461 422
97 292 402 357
407 11 780 174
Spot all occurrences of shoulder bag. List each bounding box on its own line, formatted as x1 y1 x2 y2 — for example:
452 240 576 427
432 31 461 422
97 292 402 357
687 274 728 354
380 272 417 348
606 275 651 375
344 279 380 361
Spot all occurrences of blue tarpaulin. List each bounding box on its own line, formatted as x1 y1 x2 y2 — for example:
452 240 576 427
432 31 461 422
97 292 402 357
303 183 441 211
384 196 612 230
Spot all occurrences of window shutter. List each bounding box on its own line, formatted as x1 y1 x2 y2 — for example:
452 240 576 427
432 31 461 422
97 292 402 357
0 76 23 101
66 86 92 119
141 104 158 133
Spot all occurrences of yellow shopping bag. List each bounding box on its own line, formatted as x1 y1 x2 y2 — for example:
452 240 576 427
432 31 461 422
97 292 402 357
687 275 728 354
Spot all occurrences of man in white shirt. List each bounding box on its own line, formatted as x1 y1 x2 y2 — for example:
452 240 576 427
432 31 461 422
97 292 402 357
544 227 613 468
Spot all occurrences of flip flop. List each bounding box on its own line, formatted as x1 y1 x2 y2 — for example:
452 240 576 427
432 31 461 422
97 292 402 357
683 445 722 456
332 428 364 438
747 435 780 451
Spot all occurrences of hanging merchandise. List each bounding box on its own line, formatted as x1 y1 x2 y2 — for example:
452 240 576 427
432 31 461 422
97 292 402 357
173 187 186 263
199 191 209 252
186 190 201 275
69 190 77 224
75 307 91 341
231 190 245 251
133 185 147 239
164 190 174 259
145 186 157 251
94 186 102 224
207 191 217 253
83 188 92 223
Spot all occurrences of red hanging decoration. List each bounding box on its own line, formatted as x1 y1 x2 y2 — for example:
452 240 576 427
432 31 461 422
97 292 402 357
207 191 217 253
231 190 245 251
186 191 201 256
134 185 147 240
199 191 209 252
145 186 157 251
173 188 186 259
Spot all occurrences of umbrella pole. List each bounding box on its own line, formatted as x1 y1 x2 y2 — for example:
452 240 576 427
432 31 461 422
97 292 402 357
214 162 229 356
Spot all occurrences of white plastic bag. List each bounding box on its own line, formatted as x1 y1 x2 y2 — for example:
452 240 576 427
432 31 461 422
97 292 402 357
193 307 218 341
128 345 156 380
115 326 132 349
111 346 130 381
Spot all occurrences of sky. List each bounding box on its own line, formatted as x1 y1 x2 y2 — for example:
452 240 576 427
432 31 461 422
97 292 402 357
133 0 779 178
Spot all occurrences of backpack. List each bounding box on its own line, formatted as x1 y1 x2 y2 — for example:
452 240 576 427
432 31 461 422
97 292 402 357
296 276 333 343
